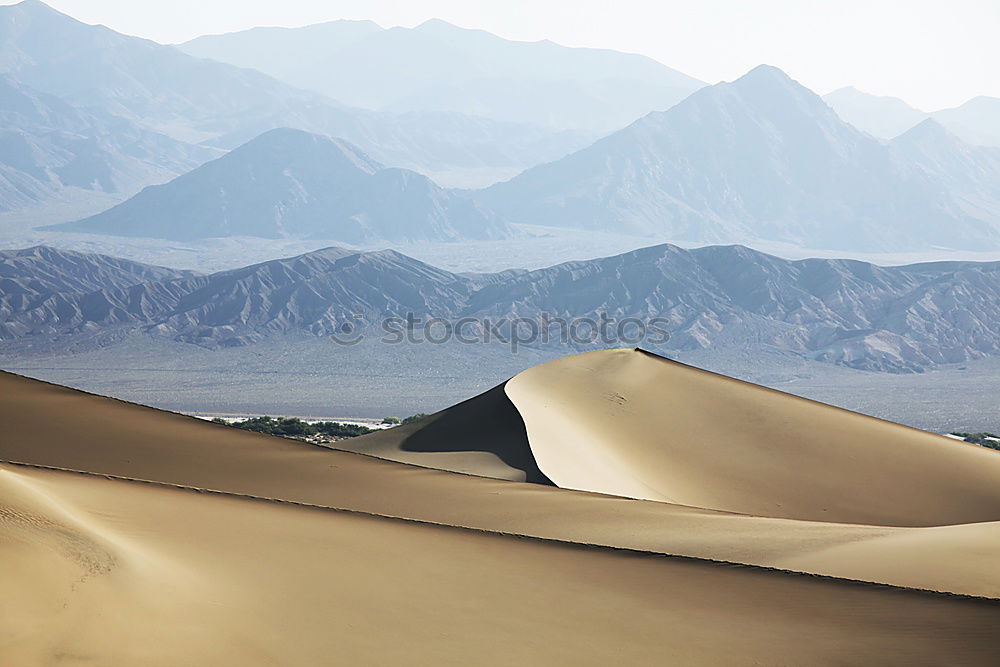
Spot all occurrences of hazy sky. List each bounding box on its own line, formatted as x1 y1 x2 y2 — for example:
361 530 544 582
7 0 998 110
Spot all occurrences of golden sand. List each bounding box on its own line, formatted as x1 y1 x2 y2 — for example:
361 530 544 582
2 349 999 664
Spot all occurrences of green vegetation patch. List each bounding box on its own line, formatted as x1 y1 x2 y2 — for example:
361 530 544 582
212 416 373 439
950 432 1000 451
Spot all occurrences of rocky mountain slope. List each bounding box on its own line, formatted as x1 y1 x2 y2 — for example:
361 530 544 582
3 243 999 373
891 120 1000 223
46 128 512 243
468 243 1000 372
0 245 194 294
0 245 195 335
0 246 468 345
480 66 1000 252
0 74 217 210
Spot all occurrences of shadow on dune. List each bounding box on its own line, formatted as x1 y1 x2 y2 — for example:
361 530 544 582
348 383 553 484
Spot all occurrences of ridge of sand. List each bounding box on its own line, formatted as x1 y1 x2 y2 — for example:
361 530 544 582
347 349 1000 526
3 368 1000 598
3 462 999 666
504 348 1000 526
4 353 1000 662
6 457 1000 602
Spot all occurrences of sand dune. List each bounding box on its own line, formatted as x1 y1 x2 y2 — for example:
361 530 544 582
2 365 999 595
3 350 1000 663
506 349 1000 525
348 349 1000 525
4 463 999 665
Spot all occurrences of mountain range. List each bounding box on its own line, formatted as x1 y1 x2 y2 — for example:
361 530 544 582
0 73 217 210
32 64 1000 251
4 243 999 373
822 87 932 140
181 18 705 134
932 97 1000 148
824 86 1000 146
479 66 1000 251
3 0 1000 255
0 0 596 192
46 128 511 243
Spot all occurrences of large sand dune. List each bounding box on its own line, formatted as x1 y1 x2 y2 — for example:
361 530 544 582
3 349 1000 663
506 349 1000 525
349 349 1000 525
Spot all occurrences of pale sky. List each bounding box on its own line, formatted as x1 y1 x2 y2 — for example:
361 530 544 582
6 0 999 111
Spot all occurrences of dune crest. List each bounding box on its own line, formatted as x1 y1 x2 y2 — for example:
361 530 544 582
505 349 1000 525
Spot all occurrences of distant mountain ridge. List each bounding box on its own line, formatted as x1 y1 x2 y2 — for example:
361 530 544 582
3 243 1000 373
932 97 1000 148
0 0 593 195
46 128 512 243
0 74 217 210
0 245 195 295
181 18 705 134
891 119 1000 224
479 66 1000 252
5 1 1000 252
39 64 1000 252
823 87 930 139
0 245 196 338
824 87 1000 147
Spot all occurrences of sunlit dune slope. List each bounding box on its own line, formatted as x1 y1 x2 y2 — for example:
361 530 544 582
2 463 999 666
3 359 1000 663
3 368 1000 599
350 348 1000 526
505 349 1000 525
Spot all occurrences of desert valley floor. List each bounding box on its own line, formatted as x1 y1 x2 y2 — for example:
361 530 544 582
5 334 1000 433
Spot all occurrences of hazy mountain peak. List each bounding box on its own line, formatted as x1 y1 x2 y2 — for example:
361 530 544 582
721 64 830 112
410 18 513 43
737 63 795 84
481 63 1000 252
823 86 928 139
179 16 704 133
895 118 955 144
664 62 834 126
10 0 61 15
929 96 1000 148
413 18 462 32
959 95 1000 108
46 128 511 243
231 127 383 174
724 64 817 100
3 0 89 31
